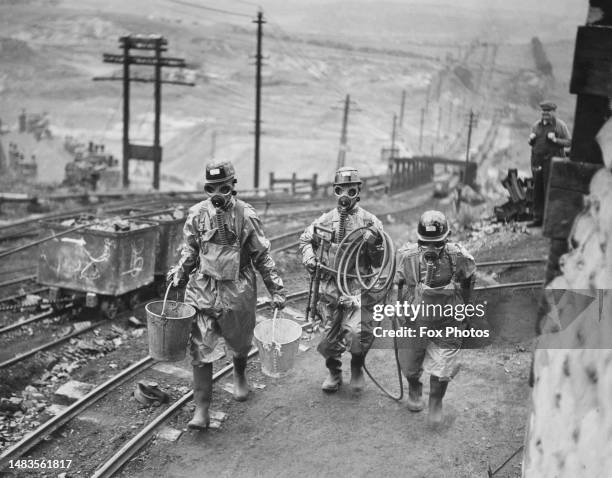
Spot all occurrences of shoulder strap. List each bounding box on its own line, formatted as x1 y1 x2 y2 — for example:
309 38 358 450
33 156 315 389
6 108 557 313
198 203 209 229
446 249 457 280
234 200 246 246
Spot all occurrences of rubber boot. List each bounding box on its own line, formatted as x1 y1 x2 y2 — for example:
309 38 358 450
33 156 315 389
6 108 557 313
188 364 212 430
350 353 365 392
321 357 342 393
233 356 250 402
406 377 425 412
428 375 449 426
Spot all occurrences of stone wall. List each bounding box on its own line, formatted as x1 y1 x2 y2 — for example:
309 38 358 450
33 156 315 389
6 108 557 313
523 164 612 476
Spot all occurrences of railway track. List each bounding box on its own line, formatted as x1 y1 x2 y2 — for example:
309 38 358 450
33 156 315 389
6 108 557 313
0 264 545 473
0 188 543 470
0 255 545 368
0 223 547 474
0 290 310 473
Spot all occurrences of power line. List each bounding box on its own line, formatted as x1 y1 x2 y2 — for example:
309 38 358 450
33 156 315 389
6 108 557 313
227 0 261 8
264 18 347 98
168 0 253 18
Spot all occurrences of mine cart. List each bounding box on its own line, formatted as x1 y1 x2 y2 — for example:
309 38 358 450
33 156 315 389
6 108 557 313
100 207 186 282
142 210 186 277
37 218 158 319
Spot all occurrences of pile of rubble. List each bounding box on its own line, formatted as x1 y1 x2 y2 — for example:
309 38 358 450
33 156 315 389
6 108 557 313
0 325 135 449
58 215 150 232
493 169 534 222
146 208 185 221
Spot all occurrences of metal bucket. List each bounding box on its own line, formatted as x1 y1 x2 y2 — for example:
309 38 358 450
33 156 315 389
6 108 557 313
145 299 195 362
253 317 302 378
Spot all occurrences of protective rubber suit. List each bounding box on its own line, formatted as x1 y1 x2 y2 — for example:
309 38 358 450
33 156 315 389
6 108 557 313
299 166 385 393
176 197 285 363
170 160 285 430
393 210 476 425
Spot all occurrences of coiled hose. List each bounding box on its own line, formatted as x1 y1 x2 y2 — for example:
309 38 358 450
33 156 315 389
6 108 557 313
323 226 404 401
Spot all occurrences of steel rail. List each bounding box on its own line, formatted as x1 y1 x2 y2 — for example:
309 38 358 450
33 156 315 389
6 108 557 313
0 203 185 261
0 309 55 335
475 280 543 291
0 266 38 276
476 258 546 268
0 356 155 468
0 314 97 369
0 224 92 260
266 200 442 254
0 287 49 305
0 192 331 234
0 290 309 470
0 196 173 233
92 290 310 478
0 229 40 242
0 274 37 289
269 228 304 252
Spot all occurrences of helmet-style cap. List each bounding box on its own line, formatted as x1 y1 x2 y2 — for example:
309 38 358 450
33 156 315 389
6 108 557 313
333 166 362 185
205 161 235 184
417 210 450 242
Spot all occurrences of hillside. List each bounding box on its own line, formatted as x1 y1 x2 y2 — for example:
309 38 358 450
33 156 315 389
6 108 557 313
0 0 586 189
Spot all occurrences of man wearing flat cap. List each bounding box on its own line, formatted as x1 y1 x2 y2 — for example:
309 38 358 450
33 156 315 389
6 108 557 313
527 101 571 226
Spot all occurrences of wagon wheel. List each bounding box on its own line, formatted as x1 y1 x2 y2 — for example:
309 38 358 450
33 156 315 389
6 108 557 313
100 297 121 320
126 291 141 311
67 303 82 318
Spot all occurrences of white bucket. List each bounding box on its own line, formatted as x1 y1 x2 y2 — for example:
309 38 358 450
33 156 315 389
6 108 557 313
253 318 302 378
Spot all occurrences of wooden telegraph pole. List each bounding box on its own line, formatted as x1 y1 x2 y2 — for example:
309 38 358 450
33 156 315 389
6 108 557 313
464 109 478 185
96 35 193 189
253 11 265 189
391 113 397 159
399 89 406 128
418 108 425 153
337 94 350 169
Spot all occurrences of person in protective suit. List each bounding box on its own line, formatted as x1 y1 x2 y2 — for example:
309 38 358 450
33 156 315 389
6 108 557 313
393 210 476 425
299 166 385 393
168 161 286 430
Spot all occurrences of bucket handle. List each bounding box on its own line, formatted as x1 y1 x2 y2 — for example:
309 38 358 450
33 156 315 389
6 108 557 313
271 307 279 344
161 282 175 317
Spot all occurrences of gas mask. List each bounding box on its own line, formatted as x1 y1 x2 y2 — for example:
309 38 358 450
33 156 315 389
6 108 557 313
334 184 360 212
205 181 235 209
418 240 446 264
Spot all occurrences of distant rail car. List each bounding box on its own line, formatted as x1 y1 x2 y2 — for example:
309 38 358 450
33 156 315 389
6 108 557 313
37 208 186 319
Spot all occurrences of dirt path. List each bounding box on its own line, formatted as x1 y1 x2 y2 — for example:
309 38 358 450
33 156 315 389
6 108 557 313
119 342 531 478
117 229 546 478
